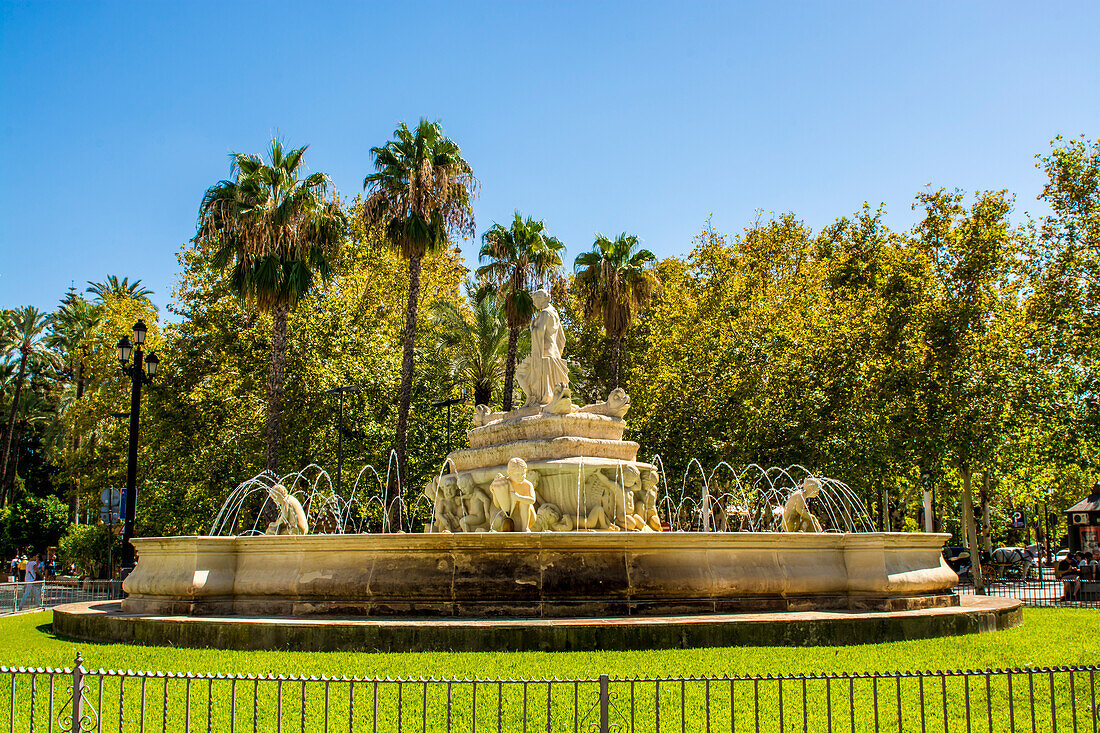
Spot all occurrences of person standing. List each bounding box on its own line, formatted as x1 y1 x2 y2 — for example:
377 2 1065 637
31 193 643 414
17 552 42 610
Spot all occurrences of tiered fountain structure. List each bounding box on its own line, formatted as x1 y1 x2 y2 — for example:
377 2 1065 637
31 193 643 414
54 290 1019 650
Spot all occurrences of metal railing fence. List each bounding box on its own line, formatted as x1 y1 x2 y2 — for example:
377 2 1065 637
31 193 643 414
1 656 1096 733
954 576 1100 608
0 581 124 615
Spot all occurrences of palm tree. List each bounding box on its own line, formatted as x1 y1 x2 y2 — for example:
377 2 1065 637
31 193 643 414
197 137 347 473
573 233 660 391
47 290 102 520
1 306 58 505
361 120 476 502
476 212 565 410
86 275 154 302
430 283 510 407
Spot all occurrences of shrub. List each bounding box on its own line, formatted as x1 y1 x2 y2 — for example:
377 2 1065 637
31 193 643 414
58 524 122 579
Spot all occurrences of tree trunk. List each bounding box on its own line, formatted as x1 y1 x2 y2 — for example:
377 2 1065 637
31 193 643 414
981 471 993 554
0 351 27 507
960 465 985 593
502 326 520 411
609 331 623 391
392 253 422 531
264 302 289 475
8 423 22 493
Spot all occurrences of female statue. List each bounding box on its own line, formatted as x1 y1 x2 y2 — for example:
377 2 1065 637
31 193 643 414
515 289 570 406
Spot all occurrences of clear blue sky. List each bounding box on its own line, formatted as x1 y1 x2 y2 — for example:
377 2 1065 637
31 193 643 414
1 1 1097 314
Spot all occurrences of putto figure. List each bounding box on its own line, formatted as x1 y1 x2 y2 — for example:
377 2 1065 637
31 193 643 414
264 484 309 536
781 477 824 533
515 289 570 406
490 457 538 532
457 473 493 532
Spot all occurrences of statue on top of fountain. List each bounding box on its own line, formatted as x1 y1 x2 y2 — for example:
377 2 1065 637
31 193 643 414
472 289 631 426
428 287 662 533
515 289 570 407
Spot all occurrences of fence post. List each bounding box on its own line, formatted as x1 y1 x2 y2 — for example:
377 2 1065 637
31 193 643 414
599 674 609 733
71 653 84 732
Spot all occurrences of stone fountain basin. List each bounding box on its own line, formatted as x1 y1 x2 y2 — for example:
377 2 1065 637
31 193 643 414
122 532 958 618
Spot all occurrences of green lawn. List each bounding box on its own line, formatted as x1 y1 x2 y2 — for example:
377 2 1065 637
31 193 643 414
2 609 1096 732
0 607 1095 678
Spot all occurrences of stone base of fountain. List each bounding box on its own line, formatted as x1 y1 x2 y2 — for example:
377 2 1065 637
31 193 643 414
53 596 1020 652
116 531 957 618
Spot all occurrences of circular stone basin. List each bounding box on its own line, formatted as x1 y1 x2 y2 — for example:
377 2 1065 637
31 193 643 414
53 596 1020 652
121 532 959 618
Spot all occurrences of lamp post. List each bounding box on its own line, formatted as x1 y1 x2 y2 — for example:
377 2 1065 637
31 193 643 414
116 320 159 576
324 385 359 496
433 390 467 456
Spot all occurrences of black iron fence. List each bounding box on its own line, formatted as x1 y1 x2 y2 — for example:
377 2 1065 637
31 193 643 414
954 575 1100 608
2 656 1096 732
0 581 124 616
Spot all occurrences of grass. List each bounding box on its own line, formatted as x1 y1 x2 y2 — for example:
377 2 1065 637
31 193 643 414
1 607 1096 678
2 609 1097 732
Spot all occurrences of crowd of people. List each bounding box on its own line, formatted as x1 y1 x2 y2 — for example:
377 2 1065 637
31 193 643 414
1057 549 1100 601
6 550 57 611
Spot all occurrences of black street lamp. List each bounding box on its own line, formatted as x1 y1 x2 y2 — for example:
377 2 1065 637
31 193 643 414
324 385 359 496
433 390 467 456
117 320 159 576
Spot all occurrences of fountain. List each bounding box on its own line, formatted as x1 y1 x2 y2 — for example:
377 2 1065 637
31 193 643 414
53 289 1020 650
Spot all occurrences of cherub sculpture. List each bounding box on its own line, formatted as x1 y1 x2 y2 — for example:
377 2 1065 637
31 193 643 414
489 458 537 532
640 468 664 531
581 469 624 531
532 502 575 532
264 484 308 536
433 475 461 533
781 477 824 533
457 472 493 532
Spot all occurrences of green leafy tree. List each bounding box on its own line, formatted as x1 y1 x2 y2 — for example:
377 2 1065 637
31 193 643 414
477 211 564 409
360 120 476 506
58 523 123 579
197 137 347 473
430 283 510 407
913 188 1023 585
573 233 660 390
3 494 68 552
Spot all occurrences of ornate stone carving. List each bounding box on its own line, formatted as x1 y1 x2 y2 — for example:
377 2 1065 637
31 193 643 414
264 484 308 536
532 502 574 531
542 382 576 415
782 477 824 532
577 388 631 419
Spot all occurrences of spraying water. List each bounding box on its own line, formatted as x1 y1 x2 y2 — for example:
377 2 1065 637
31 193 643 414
209 456 874 536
